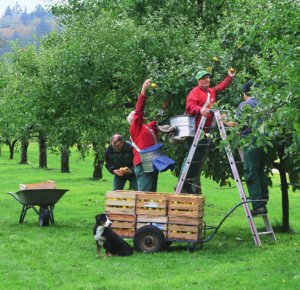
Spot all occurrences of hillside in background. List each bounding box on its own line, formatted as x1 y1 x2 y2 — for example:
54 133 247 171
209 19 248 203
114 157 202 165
0 2 57 55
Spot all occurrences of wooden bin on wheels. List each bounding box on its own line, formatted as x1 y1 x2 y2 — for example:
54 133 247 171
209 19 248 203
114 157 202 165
105 190 205 253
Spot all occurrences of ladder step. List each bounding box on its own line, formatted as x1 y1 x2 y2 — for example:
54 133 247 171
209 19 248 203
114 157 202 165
196 143 210 147
258 231 274 236
185 178 199 181
252 213 267 217
191 161 203 164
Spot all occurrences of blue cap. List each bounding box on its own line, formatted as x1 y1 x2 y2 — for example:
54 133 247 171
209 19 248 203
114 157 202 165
243 80 253 93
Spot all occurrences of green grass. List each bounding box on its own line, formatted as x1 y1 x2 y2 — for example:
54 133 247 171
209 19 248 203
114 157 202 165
0 143 299 290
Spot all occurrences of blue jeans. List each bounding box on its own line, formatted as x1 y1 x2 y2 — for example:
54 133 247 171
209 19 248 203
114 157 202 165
113 174 138 191
134 164 158 192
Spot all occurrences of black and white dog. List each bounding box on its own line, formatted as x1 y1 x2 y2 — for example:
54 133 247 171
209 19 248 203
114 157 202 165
93 214 133 257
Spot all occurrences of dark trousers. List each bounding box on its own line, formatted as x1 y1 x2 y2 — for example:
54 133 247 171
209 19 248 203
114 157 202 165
134 164 158 192
243 145 268 210
179 138 211 194
113 174 138 191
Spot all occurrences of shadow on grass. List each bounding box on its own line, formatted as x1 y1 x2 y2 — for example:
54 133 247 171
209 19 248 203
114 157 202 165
272 219 295 233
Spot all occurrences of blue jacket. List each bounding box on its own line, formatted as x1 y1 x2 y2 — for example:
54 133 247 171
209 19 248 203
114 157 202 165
236 97 258 136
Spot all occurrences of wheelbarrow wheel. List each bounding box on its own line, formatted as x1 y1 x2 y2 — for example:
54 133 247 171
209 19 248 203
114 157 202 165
134 225 166 253
39 206 50 226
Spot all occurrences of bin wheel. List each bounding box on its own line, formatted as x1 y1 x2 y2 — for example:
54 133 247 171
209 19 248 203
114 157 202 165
39 207 50 226
134 225 166 253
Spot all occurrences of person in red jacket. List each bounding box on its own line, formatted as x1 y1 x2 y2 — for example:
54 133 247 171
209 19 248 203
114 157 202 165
180 69 235 194
186 69 235 129
127 79 159 192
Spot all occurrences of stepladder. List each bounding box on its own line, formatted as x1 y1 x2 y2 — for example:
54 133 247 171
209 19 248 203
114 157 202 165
175 109 276 245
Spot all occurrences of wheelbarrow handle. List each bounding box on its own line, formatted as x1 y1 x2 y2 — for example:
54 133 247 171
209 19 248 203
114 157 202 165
7 192 22 204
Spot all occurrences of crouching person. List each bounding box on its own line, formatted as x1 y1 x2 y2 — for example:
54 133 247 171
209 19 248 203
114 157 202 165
105 134 138 191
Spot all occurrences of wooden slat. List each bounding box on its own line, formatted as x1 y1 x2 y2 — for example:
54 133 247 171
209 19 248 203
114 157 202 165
105 206 135 215
115 190 140 193
106 200 135 207
137 193 168 202
168 224 199 233
19 180 56 190
136 201 166 209
111 221 135 229
168 208 204 218
167 232 199 241
137 222 167 231
112 229 135 238
136 208 167 216
109 214 136 222
106 191 137 200
168 203 204 211
168 194 205 204
137 215 168 223
168 216 202 226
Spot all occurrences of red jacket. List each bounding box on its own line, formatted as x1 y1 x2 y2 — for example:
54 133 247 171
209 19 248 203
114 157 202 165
186 75 233 128
130 93 158 166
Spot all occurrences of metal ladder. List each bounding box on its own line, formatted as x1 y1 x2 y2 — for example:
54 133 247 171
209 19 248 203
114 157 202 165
175 109 276 246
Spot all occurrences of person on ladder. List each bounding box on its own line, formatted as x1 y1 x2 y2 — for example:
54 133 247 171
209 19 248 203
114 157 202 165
222 80 269 216
182 68 236 194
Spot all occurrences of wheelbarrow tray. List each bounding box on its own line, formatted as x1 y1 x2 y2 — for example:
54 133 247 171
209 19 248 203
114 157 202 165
15 189 68 206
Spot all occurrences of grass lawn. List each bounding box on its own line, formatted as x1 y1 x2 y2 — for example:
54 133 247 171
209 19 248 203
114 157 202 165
0 143 299 290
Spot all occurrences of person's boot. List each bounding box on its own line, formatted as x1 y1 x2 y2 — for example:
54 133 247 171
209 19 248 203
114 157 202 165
251 207 268 216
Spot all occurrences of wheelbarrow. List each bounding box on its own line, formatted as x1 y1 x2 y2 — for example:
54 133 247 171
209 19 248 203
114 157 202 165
7 189 68 226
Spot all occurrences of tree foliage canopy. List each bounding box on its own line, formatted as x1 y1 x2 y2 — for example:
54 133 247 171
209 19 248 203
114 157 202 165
0 0 299 190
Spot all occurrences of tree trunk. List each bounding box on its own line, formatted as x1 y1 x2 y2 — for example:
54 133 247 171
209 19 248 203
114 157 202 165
277 144 290 232
61 147 70 173
19 139 29 164
39 133 47 169
6 140 18 160
93 154 104 180
196 0 204 17
92 143 103 180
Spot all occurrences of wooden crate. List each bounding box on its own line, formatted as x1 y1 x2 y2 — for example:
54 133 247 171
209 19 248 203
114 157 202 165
136 193 168 216
168 194 205 218
109 214 135 237
19 180 56 190
167 224 201 241
105 191 138 215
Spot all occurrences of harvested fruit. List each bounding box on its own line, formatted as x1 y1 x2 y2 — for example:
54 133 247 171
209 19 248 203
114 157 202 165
228 67 236 74
119 167 130 173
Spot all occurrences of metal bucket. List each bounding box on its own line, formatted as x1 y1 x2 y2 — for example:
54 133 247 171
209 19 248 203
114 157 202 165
170 115 196 138
139 144 163 173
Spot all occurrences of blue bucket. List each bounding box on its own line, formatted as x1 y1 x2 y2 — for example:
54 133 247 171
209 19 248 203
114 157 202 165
139 144 163 173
